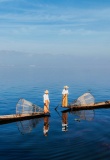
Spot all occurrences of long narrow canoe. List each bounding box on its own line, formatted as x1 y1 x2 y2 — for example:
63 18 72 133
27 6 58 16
64 100 110 111
0 112 50 125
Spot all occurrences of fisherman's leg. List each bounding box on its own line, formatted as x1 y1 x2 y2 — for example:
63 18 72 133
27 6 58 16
62 95 66 107
44 100 50 113
65 95 68 107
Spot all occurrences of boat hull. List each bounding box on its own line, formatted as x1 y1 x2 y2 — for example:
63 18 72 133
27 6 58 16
0 112 50 125
63 100 110 111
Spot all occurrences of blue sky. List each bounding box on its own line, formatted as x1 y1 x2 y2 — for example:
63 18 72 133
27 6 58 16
0 0 110 55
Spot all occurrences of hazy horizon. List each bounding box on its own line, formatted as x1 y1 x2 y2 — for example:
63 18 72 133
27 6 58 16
0 50 110 70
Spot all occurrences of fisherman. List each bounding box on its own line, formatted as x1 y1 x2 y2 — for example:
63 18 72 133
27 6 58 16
62 86 69 107
43 90 50 114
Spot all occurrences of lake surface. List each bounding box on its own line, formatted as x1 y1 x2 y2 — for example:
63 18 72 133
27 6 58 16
0 59 110 160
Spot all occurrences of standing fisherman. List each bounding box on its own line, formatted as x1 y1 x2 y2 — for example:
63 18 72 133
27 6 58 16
62 86 69 107
43 90 50 113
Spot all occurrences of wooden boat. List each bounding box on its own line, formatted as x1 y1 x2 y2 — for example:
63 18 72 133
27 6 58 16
65 100 110 111
0 98 50 125
0 112 50 125
60 93 110 111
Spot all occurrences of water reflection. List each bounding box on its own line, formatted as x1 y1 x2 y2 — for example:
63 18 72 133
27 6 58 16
17 116 50 136
72 110 95 121
16 118 42 135
43 116 49 136
15 109 94 135
60 109 95 131
62 112 68 132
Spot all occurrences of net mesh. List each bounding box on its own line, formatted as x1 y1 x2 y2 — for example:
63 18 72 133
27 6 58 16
71 92 95 106
16 98 43 114
73 110 95 121
17 118 42 134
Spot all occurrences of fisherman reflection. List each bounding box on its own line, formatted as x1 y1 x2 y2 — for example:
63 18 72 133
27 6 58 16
43 116 49 136
62 112 68 132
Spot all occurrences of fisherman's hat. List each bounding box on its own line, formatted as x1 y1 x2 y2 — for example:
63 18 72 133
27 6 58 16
64 86 69 89
45 90 49 94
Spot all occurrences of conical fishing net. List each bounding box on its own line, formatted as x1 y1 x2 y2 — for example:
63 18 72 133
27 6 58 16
16 98 43 114
71 92 95 106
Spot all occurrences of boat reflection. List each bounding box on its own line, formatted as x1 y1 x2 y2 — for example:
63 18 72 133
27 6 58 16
16 98 50 135
60 109 95 131
43 116 49 136
16 118 42 135
17 116 50 136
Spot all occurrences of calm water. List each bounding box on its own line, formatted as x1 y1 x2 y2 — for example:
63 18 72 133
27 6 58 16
0 63 110 160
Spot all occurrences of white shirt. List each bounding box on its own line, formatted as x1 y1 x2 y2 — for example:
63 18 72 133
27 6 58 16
43 94 50 103
62 89 69 95
43 127 49 134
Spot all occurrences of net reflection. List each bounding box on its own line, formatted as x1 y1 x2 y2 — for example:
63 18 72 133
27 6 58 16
17 118 42 135
61 109 95 131
43 116 49 136
71 110 95 121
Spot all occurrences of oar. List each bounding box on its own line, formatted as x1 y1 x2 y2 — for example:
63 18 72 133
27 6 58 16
55 95 66 110
55 108 62 118
55 102 61 110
